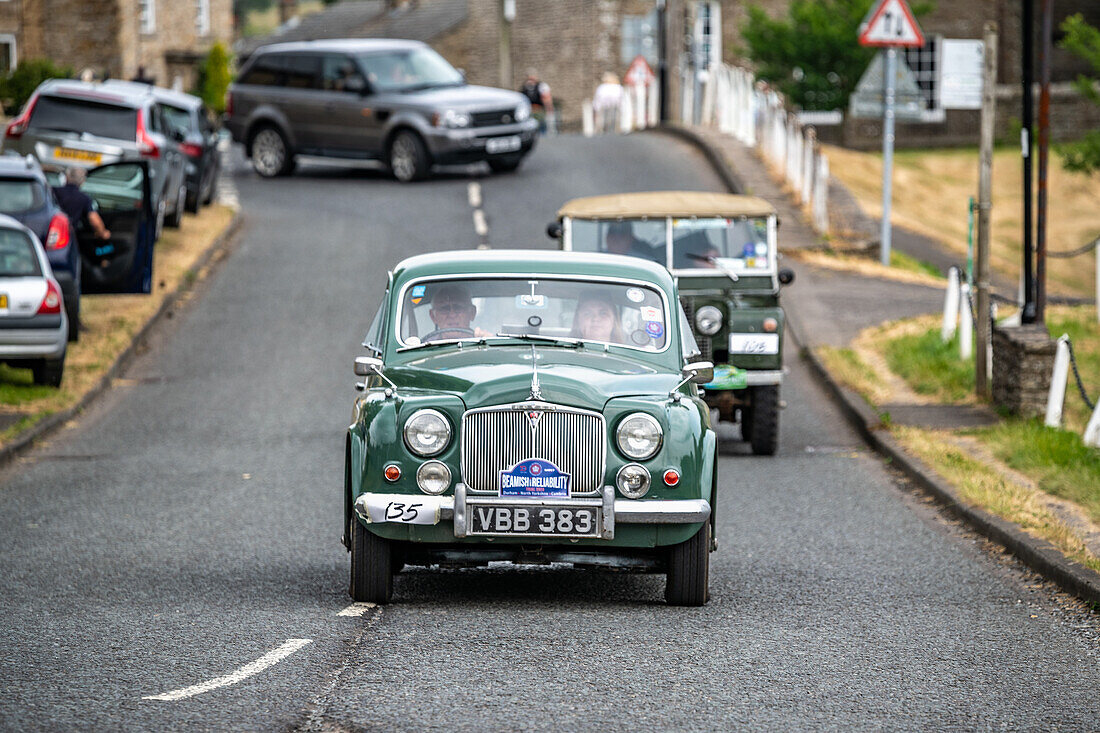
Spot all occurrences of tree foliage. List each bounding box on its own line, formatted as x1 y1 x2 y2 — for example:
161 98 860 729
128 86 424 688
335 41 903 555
1057 13 1100 175
196 43 232 116
0 58 74 115
740 0 930 112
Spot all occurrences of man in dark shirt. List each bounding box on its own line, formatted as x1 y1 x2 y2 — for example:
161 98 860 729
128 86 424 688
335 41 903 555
53 167 110 241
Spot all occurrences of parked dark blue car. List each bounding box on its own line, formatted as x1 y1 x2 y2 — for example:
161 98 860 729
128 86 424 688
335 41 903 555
0 154 80 340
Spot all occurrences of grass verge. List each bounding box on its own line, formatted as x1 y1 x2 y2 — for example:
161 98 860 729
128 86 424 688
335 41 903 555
0 205 236 447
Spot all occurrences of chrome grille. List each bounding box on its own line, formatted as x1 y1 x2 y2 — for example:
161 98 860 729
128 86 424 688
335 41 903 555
462 403 606 494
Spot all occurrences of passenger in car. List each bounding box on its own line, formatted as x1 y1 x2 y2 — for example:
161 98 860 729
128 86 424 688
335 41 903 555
571 294 625 344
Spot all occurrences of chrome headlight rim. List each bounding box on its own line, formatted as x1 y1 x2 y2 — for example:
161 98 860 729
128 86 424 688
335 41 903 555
694 305 723 336
616 463 651 499
615 412 663 461
416 460 452 495
403 408 452 457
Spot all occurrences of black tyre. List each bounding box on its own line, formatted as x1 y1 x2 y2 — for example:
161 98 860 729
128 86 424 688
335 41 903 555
487 153 524 173
32 353 65 388
388 130 430 182
185 188 200 214
166 185 186 228
65 295 79 343
250 125 295 178
666 523 710 606
349 517 393 603
749 385 779 456
202 161 219 205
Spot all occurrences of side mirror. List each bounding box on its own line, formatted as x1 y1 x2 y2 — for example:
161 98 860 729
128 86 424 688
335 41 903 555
354 355 384 377
546 221 563 239
778 268 795 285
682 361 714 385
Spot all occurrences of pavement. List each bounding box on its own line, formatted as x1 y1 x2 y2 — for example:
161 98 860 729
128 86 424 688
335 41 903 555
666 123 1100 606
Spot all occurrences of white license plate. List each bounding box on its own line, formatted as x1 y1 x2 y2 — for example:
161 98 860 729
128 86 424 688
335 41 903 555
729 333 779 354
468 504 600 537
485 136 521 154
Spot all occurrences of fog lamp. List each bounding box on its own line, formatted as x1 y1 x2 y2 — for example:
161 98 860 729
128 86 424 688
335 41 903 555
416 460 451 495
616 464 651 499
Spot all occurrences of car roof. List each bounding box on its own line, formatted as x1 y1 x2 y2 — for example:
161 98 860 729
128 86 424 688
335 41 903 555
0 212 35 234
0 154 45 179
36 79 149 108
557 191 778 219
104 80 202 109
391 249 677 292
254 38 426 56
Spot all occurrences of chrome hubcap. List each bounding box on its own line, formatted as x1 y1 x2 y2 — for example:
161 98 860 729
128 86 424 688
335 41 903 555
253 130 285 176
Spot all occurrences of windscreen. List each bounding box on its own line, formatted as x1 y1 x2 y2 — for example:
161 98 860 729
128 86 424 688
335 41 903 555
0 178 46 214
671 217 771 271
0 229 42 277
567 219 666 265
357 48 464 93
398 277 668 351
30 96 138 141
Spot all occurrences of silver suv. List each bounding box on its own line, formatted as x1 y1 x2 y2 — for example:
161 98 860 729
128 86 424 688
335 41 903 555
225 39 539 181
1 79 188 235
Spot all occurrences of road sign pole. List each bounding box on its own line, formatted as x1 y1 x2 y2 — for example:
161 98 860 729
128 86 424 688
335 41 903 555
880 47 896 267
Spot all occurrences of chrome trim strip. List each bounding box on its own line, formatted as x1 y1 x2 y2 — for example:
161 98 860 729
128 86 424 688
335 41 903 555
614 498 711 524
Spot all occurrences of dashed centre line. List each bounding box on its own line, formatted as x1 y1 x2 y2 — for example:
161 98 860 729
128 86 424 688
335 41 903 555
473 209 489 237
337 602 377 617
467 181 482 208
142 638 312 701
468 181 491 249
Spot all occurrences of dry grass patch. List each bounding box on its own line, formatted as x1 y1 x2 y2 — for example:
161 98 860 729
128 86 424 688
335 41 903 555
822 144 1100 299
816 345 893 406
786 248 946 288
0 205 235 443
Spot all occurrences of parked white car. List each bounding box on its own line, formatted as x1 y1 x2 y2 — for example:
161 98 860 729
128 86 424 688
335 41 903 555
0 213 67 387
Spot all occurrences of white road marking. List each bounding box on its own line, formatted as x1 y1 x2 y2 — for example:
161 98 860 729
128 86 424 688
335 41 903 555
467 182 482 208
142 639 312 701
473 209 489 237
337 602 377 617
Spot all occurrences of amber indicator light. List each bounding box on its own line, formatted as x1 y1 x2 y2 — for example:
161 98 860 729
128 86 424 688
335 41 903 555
384 464 402 482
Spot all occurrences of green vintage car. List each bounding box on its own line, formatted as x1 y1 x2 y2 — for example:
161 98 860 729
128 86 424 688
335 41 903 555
345 250 717 605
551 192 795 455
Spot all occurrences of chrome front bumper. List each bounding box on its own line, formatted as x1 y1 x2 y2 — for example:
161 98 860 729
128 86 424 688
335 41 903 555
354 484 711 541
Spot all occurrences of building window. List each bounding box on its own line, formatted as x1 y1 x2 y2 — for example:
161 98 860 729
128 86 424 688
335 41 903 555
902 35 944 121
0 34 15 77
140 0 156 34
196 0 210 37
621 11 658 67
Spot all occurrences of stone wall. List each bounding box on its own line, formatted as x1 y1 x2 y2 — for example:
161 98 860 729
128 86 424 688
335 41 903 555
992 324 1056 418
130 0 235 90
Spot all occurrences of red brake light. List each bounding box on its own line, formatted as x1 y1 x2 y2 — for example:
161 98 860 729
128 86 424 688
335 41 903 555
5 93 39 140
224 90 233 118
45 213 71 250
136 109 160 158
37 279 62 315
180 142 203 158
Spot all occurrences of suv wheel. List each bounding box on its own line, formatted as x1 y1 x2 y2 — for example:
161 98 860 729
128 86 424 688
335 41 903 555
251 126 294 178
748 385 779 456
388 130 430 182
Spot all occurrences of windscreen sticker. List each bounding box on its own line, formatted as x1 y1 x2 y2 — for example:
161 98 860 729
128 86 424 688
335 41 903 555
742 242 756 258
645 321 664 338
755 243 769 256
499 458 571 498
640 305 662 321
411 284 426 305
626 287 645 303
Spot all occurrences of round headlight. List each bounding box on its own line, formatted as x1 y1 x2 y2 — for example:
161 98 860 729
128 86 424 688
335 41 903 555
695 305 723 336
416 460 451 495
616 413 662 461
403 409 451 456
515 103 531 122
616 464 651 499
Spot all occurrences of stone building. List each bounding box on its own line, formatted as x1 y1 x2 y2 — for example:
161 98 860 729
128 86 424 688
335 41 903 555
0 0 233 95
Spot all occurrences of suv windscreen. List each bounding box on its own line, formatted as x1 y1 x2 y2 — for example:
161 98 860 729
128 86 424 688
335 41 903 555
0 229 42 277
30 96 138 140
357 48 463 93
671 217 770 271
0 178 46 214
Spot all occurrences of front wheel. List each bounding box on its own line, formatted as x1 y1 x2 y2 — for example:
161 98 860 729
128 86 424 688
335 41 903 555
388 130 430 182
487 153 524 173
749 385 779 456
349 518 393 603
665 523 710 606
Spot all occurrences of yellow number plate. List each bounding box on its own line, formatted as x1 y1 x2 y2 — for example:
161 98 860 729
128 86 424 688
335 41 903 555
54 147 102 165
0 294 8 309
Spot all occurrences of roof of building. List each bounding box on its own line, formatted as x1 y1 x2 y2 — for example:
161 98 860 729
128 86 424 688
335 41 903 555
557 192 778 220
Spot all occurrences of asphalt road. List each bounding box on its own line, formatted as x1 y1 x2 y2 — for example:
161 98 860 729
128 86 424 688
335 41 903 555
1 133 1098 731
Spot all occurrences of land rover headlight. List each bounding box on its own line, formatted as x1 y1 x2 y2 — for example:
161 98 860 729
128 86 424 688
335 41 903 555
404 409 451 456
515 102 531 122
695 305 723 336
616 413 662 461
436 109 471 128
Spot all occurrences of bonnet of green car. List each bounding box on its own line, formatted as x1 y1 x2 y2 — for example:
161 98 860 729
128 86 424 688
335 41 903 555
383 345 683 411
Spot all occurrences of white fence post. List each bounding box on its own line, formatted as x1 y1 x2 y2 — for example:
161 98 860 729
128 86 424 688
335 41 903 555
582 100 594 137
813 153 829 233
942 267 961 341
1045 334 1071 428
959 284 973 359
802 127 815 204
1084 402 1100 447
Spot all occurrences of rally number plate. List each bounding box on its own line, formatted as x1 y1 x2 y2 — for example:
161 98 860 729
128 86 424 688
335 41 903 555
468 504 600 538
485 135 521 154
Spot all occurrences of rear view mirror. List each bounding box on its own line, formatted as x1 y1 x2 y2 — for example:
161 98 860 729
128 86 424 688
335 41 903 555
546 222 562 239
354 355 384 376
778 268 795 285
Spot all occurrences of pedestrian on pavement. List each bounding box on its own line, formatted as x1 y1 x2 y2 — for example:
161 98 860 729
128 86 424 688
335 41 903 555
519 69 554 134
592 72 623 134
54 167 111 242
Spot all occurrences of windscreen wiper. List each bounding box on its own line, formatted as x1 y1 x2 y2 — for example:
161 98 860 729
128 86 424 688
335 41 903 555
495 332 582 348
396 336 490 353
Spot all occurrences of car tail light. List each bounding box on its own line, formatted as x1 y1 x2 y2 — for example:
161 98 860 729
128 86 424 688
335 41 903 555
136 109 160 158
37 279 62 315
45 213 71 250
180 142 203 158
4 93 39 139
224 90 233 118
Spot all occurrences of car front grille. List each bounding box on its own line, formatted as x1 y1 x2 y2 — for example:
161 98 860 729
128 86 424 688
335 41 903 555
680 296 713 362
471 108 518 127
461 403 606 494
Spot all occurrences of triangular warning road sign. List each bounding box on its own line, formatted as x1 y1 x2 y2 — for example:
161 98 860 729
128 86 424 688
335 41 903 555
859 0 925 48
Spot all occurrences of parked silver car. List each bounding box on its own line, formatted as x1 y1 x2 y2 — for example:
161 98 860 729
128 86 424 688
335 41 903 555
0 214 67 387
225 39 539 181
2 79 188 235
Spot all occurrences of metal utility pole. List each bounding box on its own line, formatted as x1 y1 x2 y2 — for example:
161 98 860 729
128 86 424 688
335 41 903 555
880 47 897 267
1021 0 1037 323
1035 0 1052 323
657 0 668 123
977 22 998 398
